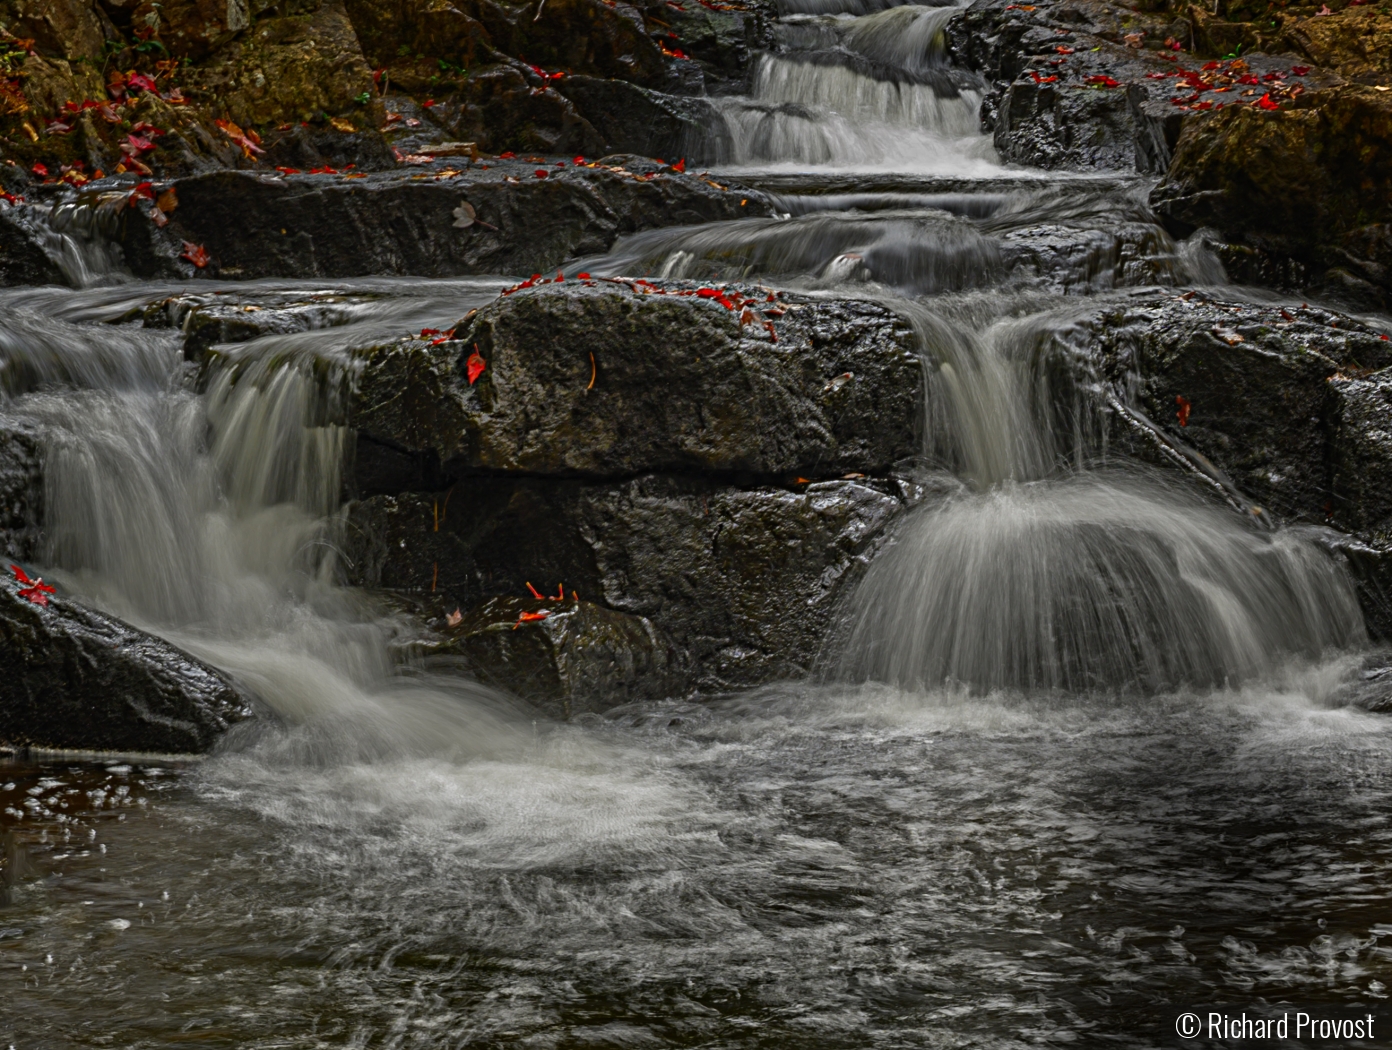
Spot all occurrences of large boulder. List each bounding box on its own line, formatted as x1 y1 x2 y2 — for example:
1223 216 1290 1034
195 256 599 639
347 279 922 483
0 570 256 754
343 475 908 691
1 0 111 60
1151 85 1392 310
1064 291 1392 527
111 164 769 281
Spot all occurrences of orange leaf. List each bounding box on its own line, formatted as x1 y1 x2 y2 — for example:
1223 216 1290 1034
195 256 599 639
526 581 544 599
1175 395 1191 427
446 608 462 627
180 242 210 268
513 610 549 629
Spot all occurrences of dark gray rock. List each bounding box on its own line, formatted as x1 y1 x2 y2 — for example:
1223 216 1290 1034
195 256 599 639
0 208 66 288
0 573 255 754
110 164 770 282
341 475 906 691
0 421 43 563
557 76 734 164
139 288 385 362
426 595 687 716
348 280 923 484
1073 292 1392 527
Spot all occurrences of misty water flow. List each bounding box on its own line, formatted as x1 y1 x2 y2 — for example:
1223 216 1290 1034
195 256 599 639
4 1 1392 1046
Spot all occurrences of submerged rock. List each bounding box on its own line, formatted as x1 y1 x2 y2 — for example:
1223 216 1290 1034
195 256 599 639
426 595 686 716
348 279 922 484
0 573 255 754
343 475 906 691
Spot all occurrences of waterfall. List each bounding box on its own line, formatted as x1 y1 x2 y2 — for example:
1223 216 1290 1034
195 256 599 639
0 280 521 760
716 3 995 170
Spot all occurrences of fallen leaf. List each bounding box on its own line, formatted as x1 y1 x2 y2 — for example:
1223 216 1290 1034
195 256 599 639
1256 92 1279 110
551 582 565 601
31 162 48 178
534 169 548 178
329 117 356 133
180 242 210 268
1212 325 1243 345
10 563 55 606
672 158 686 172
156 186 177 213
466 349 486 384
1175 395 1191 427
512 610 549 629
1085 74 1121 88
446 608 463 627
453 201 477 228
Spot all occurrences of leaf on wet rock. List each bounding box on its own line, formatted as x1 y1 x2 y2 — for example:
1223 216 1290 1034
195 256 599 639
10 564 55 606
1175 395 1192 427
453 201 477 228
1213 326 1244 345
156 187 178 214
180 242 210 268
512 611 549 629
466 347 487 385
446 608 463 627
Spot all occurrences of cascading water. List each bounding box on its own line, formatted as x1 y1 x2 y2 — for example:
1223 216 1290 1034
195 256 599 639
6 5 1392 1046
717 2 994 169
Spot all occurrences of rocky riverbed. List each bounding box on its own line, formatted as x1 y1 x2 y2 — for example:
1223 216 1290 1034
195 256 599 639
0 0 1388 803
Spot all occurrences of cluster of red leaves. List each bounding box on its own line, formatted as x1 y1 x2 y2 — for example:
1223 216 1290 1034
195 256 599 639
10 564 54 606
511 581 578 628
215 118 263 158
1085 74 1121 88
419 326 458 345
1149 58 1309 112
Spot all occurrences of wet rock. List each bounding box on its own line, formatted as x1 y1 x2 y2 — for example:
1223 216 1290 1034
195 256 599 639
184 0 376 127
1151 85 1392 310
0 207 66 287
1329 370 1392 543
434 65 607 157
341 475 905 690
653 0 774 95
0 573 256 754
259 124 399 174
139 288 383 362
113 164 768 280
948 0 1190 171
556 75 733 163
348 280 922 482
427 595 686 715
1069 291 1392 527
0 420 43 562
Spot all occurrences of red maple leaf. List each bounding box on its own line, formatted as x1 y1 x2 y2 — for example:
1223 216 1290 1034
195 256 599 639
180 242 210 268
512 611 549 629
1175 395 1192 427
534 169 548 179
466 348 486 385
11 564 55 606
1256 93 1279 110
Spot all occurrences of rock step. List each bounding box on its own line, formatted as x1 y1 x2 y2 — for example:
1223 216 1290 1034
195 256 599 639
108 163 769 283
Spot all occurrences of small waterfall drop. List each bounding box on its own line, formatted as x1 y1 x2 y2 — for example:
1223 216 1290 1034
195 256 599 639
717 3 994 170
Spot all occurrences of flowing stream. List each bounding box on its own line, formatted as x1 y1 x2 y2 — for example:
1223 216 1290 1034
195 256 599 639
5 5 1392 1047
